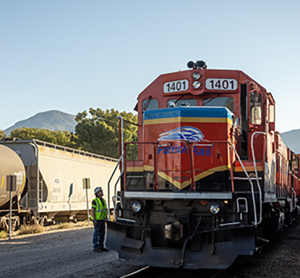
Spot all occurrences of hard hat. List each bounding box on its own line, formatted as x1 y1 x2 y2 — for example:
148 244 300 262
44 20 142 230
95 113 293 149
94 187 102 194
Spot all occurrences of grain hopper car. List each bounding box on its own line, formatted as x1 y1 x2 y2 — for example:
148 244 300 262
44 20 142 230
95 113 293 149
0 138 119 230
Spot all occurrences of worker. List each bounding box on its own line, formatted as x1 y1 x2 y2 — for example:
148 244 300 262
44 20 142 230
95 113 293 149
91 187 109 253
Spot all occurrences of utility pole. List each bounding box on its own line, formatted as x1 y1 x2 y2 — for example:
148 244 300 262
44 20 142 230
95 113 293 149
83 178 91 225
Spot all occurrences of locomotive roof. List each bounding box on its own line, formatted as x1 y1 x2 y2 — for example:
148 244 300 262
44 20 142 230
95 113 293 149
0 138 118 163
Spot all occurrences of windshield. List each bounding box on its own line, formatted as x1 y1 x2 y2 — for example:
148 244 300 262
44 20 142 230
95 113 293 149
167 99 197 107
203 97 234 112
143 98 158 111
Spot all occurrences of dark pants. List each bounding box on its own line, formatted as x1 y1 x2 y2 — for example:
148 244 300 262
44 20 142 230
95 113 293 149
93 220 105 250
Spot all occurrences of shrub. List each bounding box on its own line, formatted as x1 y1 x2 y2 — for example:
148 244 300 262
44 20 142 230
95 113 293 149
0 230 8 238
55 223 73 230
18 224 45 235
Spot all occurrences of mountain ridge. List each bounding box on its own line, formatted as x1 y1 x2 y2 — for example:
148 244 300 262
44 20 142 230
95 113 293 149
3 110 76 135
281 129 300 153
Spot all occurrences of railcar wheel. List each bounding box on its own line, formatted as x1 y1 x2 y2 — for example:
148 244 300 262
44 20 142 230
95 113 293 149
72 218 77 223
23 214 31 225
23 216 26 225
31 216 38 225
39 217 45 227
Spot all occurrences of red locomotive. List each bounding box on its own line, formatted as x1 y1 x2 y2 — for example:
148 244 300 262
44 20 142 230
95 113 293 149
106 61 300 269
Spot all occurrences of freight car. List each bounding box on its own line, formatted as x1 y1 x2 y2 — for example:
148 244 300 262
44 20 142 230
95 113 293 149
106 61 300 269
0 138 119 231
0 145 26 230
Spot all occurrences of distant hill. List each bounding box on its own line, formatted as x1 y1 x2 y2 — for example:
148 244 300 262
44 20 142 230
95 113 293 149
4 110 76 135
281 129 300 153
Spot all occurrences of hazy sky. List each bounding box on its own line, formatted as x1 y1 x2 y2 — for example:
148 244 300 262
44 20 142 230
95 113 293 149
1 0 299 133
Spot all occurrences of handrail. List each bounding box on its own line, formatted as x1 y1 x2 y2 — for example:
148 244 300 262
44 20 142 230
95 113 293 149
228 142 258 227
124 140 236 193
187 142 196 191
117 116 124 174
153 144 159 190
123 139 261 226
292 188 296 211
251 131 266 225
107 151 124 215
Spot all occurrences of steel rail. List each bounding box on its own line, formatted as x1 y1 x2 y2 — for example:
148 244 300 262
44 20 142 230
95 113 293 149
210 269 224 278
120 266 150 278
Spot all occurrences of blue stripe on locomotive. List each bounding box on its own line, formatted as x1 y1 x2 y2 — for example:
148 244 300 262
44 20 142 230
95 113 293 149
143 106 235 121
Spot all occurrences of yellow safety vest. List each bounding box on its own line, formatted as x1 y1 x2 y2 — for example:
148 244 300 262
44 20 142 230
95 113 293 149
91 197 107 220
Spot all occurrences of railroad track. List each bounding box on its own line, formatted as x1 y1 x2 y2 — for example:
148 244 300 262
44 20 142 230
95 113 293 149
120 266 150 278
120 267 227 278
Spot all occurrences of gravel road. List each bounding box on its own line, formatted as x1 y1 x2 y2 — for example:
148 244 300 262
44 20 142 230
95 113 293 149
1 219 300 278
0 226 138 278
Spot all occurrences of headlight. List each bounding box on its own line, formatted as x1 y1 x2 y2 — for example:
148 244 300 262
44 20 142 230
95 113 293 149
193 81 201 89
210 203 220 215
192 72 201 80
132 201 142 212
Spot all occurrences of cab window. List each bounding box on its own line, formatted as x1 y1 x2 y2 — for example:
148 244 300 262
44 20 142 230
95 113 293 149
167 99 197 107
250 93 262 125
269 104 275 122
203 97 234 112
143 98 158 111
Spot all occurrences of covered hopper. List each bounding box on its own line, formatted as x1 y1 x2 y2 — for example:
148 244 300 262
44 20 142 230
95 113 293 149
0 145 26 208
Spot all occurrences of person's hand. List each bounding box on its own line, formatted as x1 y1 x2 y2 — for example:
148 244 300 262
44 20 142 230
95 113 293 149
93 220 98 227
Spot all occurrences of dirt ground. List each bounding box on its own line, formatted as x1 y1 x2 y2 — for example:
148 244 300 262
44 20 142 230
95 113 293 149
225 218 300 278
122 218 300 278
1 220 300 278
0 224 138 278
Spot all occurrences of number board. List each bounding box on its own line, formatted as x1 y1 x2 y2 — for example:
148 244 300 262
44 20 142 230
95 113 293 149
206 78 238 91
163 79 189 94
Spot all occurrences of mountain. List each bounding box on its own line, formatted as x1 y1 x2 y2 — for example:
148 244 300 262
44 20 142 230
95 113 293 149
4 110 76 135
281 129 300 154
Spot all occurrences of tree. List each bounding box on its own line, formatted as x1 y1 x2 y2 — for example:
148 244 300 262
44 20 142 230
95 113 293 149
0 130 6 140
7 109 138 160
75 108 137 159
9 127 76 148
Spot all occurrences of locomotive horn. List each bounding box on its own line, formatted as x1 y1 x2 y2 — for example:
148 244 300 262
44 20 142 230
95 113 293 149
196 60 207 69
187 61 196 69
187 60 207 69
